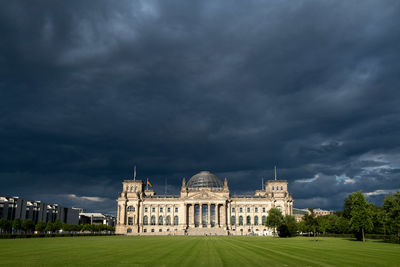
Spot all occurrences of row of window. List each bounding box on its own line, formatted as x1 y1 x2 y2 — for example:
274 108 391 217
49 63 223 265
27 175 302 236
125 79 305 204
232 207 267 213
127 206 179 213
128 215 267 226
231 215 266 226
272 186 284 191
231 206 281 213
143 228 177 233
127 215 180 226
129 206 282 213
126 186 139 192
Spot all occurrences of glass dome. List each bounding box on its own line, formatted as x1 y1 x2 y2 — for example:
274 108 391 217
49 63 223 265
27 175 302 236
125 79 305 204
187 171 223 189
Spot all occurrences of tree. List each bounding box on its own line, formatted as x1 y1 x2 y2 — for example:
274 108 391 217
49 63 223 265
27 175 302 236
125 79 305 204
45 222 54 233
278 215 297 237
303 208 318 241
35 221 47 233
369 203 386 234
383 192 400 240
12 218 23 234
266 208 283 236
327 214 339 233
349 191 373 242
317 215 330 235
53 219 62 233
22 219 35 234
82 224 92 232
343 194 354 219
335 216 350 234
0 219 12 233
297 220 307 234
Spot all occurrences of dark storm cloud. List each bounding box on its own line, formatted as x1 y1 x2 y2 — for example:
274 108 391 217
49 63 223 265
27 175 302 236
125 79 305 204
1 0 400 213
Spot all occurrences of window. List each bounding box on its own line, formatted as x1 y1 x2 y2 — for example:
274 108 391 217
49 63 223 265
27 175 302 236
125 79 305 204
262 207 266 213
262 216 266 225
239 207 243 213
127 228 132 233
160 207 163 212
151 215 156 225
144 229 147 232
166 215 171 225
231 216 236 226
174 215 179 225
254 216 259 225
158 215 163 225
255 207 258 212
248 229 251 232
175 207 178 212
246 216 251 225
128 217 133 225
232 207 235 212
145 207 148 213
159 229 162 232
247 207 250 213
152 207 155 212
135 186 138 191
167 207 171 212
272 186 275 190
127 206 135 212
143 215 148 225
151 229 154 232
239 216 243 226
281 186 283 190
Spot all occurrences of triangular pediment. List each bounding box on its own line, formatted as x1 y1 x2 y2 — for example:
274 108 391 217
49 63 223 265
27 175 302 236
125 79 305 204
185 190 228 201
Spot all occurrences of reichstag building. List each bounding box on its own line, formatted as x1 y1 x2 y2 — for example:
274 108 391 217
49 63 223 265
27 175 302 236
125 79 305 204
116 171 293 235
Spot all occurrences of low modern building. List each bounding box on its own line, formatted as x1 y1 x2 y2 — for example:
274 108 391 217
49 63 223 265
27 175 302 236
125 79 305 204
293 208 310 222
79 212 116 226
0 196 80 225
293 208 334 221
116 171 293 236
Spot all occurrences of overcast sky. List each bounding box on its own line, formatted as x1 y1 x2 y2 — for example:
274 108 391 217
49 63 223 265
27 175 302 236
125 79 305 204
1 0 399 214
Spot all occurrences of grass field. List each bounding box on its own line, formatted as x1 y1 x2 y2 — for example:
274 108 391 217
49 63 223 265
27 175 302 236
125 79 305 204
0 236 399 266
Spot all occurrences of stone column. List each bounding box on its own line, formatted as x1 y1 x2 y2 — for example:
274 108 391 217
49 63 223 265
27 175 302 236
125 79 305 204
227 202 231 229
139 201 144 231
156 205 160 225
117 205 120 225
150 205 153 225
217 204 222 227
222 204 226 228
190 204 194 227
208 203 211 228
199 204 203 227
121 203 126 225
183 203 187 227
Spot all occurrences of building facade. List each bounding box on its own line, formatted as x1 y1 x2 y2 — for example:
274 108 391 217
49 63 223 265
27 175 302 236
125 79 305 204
79 212 116 226
116 171 293 235
0 196 80 225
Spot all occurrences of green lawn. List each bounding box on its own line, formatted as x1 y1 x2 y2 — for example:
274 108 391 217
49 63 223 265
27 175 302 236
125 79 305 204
0 236 399 266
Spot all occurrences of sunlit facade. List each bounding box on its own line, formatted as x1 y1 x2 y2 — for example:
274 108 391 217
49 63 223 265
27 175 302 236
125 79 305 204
116 171 293 235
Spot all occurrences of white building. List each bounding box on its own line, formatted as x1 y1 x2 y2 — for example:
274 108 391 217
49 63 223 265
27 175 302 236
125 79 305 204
116 171 293 235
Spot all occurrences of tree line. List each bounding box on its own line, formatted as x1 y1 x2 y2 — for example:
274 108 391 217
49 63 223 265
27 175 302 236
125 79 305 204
0 218 115 234
265 191 400 242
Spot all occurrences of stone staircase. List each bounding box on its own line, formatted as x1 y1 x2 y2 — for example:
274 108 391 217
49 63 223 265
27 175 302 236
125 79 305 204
187 227 227 236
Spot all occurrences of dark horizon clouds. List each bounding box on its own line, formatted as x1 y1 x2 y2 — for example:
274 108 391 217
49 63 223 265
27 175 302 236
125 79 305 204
1 0 400 214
